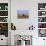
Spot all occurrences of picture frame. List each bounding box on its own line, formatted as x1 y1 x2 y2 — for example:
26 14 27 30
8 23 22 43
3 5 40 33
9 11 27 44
38 29 46 37
17 10 29 19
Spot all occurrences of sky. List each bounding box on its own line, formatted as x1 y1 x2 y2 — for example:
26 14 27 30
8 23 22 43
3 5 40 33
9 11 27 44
17 10 29 16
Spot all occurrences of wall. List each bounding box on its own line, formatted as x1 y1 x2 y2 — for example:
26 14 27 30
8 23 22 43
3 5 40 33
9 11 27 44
11 0 46 46
11 0 38 30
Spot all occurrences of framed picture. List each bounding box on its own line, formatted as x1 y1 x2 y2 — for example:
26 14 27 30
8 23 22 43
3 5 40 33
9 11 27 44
11 23 16 30
38 29 46 37
38 17 46 22
17 10 29 19
0 17 8 22
38 3 46 10
38 23 46 28
0 23 8 37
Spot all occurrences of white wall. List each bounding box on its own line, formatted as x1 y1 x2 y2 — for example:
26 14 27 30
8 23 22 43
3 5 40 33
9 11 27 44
11 0 46 46
11 0 38 30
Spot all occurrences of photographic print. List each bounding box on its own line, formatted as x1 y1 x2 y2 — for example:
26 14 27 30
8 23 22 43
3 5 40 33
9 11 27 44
11 23 16 30
0 17 8 22
0 3 8 10
0 11 8 16
0 23 8 37
38 11 46 16
17 10 29 19
38 3 46 10
38 29 46 37
38 17 46 22
38 23 46 28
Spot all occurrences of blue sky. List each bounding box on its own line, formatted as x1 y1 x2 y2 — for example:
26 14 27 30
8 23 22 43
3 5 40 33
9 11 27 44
17 10 29 15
